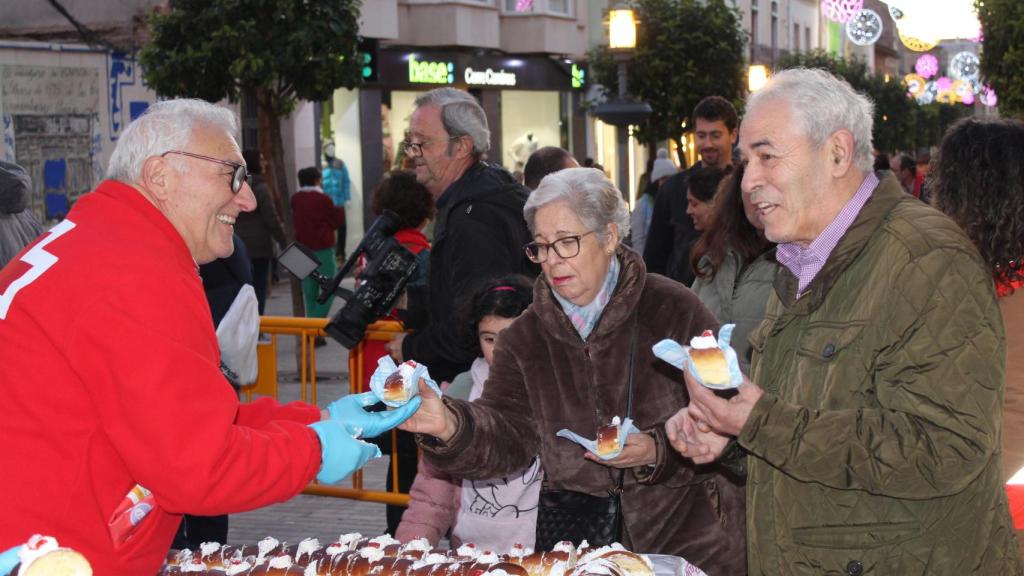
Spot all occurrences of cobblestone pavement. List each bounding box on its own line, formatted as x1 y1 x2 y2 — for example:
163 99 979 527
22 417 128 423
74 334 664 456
227 277 394 545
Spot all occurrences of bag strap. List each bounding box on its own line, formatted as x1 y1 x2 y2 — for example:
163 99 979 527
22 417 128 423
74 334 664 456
614 315 640 493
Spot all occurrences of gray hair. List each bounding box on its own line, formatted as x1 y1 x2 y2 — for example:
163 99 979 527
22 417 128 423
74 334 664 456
414 88 491 157
524 167 631 243
106 99 239 182
747 68 874 172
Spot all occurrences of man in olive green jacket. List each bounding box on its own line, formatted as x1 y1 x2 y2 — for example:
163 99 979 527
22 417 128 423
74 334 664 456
667 69 1021 575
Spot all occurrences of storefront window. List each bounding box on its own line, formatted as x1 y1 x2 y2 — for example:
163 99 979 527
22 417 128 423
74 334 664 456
501 91 561 175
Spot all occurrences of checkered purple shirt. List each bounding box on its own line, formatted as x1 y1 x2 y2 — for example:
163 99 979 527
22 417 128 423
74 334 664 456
776 172 879 297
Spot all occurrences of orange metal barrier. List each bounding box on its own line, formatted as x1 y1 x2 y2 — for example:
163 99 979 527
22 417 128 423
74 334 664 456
241 317 410 506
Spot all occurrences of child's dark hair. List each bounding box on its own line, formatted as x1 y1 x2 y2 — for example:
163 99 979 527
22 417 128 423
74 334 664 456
460 274 534 355
372 170 436 229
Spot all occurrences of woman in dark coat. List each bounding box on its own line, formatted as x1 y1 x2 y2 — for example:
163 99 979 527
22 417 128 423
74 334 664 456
401 167 746 575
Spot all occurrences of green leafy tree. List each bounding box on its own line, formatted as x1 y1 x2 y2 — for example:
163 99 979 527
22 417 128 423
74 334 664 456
140 0 364 317
976 0 1024 117
778 50 918 153
590 0 746 162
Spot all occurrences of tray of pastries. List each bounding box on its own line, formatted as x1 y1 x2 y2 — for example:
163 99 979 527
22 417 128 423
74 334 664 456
158 534 706 576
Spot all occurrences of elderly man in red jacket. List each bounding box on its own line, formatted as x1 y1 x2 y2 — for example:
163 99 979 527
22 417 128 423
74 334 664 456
0 99 418 575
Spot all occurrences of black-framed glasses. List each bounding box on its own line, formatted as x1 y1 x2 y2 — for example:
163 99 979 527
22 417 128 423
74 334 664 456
161 150 248 194
524 231 596 263
400 136 462 157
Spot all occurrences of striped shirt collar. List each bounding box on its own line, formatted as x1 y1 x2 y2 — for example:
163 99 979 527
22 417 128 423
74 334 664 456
776 172 879 297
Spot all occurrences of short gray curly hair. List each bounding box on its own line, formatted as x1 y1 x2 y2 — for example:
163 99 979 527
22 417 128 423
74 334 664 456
414 88 491 157
524 167 631 244
106 99 238 183
747 68 875 173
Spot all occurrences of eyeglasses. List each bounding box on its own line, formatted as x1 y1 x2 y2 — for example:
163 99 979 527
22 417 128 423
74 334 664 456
400 136 462 158
524 231 596 263
161 150 248 194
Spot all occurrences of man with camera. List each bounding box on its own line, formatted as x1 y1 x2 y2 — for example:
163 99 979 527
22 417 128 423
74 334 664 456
0 99 418 574
385 88 535 383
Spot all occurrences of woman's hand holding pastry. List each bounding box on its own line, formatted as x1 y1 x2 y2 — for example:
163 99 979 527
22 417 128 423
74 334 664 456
585 432 656 468
398 378 458 442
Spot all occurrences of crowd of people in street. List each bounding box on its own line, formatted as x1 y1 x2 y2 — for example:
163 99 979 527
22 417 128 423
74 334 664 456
1 66 1023 576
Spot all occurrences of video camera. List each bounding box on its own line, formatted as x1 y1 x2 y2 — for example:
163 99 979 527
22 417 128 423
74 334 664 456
277 210 419 348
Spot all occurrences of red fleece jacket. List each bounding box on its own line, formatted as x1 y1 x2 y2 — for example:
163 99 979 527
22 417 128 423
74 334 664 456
0 180 322 575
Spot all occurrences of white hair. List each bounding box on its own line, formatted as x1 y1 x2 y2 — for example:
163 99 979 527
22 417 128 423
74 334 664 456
106 99 239 182
414 88 491 157
747 68 875 172
524 167 631 243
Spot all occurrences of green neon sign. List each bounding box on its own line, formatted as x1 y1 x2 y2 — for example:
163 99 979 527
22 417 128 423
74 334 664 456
409 54 455 85
571 63 585 89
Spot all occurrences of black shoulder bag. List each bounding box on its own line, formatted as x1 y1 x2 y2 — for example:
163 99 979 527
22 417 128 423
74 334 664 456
535 321 638 550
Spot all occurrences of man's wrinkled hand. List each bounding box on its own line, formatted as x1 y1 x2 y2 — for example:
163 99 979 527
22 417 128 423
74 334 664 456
683 369 763 437
666 407 730 465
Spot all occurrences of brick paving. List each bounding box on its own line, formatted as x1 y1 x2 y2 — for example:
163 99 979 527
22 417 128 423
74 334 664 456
226 277 394 545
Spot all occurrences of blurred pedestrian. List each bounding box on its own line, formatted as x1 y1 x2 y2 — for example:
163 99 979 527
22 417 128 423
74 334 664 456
644 97 737 286
689 164 777 372
931 117 1024 497
630 148 676 256
0 160 44 269
235 149 286 315
292 166 345 340
523 146 578 191
322 141 351 260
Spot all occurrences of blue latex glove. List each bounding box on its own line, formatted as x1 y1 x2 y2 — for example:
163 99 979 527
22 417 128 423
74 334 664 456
0 545 21 576
327 391 422 438
310 420 381 484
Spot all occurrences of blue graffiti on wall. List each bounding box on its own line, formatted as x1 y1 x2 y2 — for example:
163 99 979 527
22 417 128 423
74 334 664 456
108 52 137 141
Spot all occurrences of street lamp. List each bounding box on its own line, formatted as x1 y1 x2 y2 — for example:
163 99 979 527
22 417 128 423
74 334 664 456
748 64 769 92
594 6 651 197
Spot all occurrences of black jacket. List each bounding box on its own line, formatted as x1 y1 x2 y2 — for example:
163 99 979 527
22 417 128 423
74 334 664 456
642 164 702 286
402 162 536 382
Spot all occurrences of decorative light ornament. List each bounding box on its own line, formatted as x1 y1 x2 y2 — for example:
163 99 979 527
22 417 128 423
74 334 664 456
846 9 883 45
936 90 957 105
899 30 939 52
948 51 981 81
888 3 904 23
917 81 938 105
822 0 864 23
935 76 952 92
962 91 975 106
981 86 998 107
887 0 982 42
904 73 926 98
951 79 974 103
914 54 939 79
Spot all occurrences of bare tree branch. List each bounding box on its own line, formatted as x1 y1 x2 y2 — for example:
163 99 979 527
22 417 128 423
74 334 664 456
44 0 132 52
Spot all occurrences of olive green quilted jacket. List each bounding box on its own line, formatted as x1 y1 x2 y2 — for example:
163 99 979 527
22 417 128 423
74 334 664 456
740 173 1021 575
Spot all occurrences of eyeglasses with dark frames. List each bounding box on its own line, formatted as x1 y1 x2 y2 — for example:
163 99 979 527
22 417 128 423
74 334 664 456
400 135 463 157
161 150 249 194
524 231 597 263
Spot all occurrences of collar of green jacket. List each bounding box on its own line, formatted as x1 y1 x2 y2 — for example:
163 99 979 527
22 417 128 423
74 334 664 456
774 171 905 314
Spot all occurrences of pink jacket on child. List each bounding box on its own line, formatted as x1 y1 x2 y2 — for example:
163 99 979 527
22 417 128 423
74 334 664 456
395 358 542 552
